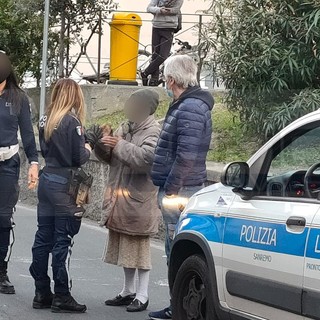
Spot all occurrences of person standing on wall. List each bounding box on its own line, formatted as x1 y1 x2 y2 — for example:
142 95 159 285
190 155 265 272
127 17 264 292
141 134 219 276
29 79 96 313
142 0 184 87
149 55 214 320
0 52 39 295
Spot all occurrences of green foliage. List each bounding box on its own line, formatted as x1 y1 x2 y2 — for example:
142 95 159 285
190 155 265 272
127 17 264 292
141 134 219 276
208 0 320 138
263 88 320 136
93 102 259 163
91 101 170 128
0 0 116 84
207 105 259 162
0 0 52 81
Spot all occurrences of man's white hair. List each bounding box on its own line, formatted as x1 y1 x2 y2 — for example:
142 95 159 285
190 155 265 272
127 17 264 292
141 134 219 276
164 55 198 88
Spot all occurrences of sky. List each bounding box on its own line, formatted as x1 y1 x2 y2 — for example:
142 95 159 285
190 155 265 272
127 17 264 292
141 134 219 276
71 0 211 79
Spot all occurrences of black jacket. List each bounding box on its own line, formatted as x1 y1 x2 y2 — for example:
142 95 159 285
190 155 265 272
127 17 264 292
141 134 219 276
39 113 90 168
0 93 38 163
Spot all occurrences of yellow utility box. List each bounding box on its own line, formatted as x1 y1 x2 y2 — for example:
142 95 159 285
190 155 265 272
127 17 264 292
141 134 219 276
108 13 142 85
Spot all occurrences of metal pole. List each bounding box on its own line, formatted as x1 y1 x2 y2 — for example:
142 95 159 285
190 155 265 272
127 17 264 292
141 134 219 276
39 0 50 119
97 10 102 84
198 14 203 45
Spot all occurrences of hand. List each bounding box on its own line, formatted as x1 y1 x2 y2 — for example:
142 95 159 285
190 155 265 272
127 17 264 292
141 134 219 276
162 194 189 212
160 7 170 14
85 143 92 152
100 136 122 149
85 125 103 149
28 164 39 190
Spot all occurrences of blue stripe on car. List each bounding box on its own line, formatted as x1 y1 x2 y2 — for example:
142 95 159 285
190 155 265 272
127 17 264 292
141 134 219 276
178 214 320 258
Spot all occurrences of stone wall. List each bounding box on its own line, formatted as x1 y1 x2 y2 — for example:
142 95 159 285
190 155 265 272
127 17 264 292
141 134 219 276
26 85 224 122
26 85 170 122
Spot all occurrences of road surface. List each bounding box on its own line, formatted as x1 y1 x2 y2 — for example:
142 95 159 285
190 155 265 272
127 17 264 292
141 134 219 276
0 205 170 320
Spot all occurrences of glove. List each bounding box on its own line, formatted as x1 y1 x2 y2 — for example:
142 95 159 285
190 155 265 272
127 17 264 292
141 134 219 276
85 125 103 149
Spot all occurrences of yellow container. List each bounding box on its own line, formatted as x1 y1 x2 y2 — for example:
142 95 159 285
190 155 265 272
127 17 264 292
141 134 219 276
109 13 142 85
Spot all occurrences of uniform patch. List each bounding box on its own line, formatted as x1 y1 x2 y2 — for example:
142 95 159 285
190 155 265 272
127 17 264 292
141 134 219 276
76 126 83 136
39 115 47 128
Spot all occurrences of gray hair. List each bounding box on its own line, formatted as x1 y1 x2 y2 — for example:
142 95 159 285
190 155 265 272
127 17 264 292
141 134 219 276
164 55 198 88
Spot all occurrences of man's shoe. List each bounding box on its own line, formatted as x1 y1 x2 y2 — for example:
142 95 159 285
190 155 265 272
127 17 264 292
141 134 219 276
0 271 15 295
140 72 148 86
148 79 159 87
33 292 54 309
148 307 172 319
105 293 136 306
127 298 149 312
51 294 87 313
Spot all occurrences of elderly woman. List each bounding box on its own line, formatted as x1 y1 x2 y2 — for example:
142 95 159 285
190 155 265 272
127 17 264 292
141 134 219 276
93 89 161 313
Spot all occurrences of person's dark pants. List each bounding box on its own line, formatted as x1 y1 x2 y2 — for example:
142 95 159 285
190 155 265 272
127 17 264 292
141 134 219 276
29 173 81 296
144 27 175 81
0 154 20 268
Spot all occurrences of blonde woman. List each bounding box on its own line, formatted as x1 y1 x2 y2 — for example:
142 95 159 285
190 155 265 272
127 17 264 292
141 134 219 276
29 79 93 313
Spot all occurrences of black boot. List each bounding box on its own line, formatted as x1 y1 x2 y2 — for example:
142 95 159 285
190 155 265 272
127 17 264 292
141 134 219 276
140 71 148 86
33 291 54 309
0 264 15 294
51 293 87 313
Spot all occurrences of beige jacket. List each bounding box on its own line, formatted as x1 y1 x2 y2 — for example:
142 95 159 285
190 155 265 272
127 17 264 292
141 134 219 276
96 115 161 236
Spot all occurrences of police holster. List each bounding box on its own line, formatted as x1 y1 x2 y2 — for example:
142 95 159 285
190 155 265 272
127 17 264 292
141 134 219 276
68 168 93 206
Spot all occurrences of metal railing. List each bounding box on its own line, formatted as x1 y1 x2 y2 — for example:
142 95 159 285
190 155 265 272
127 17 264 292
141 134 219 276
67 9 213 84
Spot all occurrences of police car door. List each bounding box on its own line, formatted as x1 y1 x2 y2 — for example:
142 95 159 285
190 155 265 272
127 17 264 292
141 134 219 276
303 211 320 319
222 124 320 320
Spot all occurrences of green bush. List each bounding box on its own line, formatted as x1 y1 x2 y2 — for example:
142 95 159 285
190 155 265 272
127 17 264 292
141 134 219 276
208 0 320 139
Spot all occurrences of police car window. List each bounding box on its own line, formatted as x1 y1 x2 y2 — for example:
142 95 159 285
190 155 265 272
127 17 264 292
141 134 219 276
267 125 320 197
269 126 320 176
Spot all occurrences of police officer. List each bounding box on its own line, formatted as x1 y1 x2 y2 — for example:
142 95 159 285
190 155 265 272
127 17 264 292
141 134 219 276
0 53 38 295
29 78 98 313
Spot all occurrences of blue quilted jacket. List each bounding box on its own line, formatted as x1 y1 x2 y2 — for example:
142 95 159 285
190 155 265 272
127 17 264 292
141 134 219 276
151 86 214 195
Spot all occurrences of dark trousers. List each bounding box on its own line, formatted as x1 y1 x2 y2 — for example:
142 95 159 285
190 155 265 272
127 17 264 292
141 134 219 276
29 173 81 295
0 154 20 267
144 27 175 80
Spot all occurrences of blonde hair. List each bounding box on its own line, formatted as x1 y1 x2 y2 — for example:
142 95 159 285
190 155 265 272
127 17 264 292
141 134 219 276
44 78 86 141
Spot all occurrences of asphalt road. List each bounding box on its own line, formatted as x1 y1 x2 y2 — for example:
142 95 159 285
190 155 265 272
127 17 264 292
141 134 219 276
0 205 170 320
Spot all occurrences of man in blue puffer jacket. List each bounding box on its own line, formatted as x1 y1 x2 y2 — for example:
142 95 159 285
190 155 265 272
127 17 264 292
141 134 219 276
149 55 213 320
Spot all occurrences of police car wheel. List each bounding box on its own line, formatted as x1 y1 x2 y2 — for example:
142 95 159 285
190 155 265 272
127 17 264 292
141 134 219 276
172 254 216 320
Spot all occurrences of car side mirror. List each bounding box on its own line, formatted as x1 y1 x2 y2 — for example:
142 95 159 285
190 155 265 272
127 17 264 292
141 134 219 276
221 162 249 188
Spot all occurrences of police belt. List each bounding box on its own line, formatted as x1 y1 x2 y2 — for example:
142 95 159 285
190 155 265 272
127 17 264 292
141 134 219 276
0 144 19 162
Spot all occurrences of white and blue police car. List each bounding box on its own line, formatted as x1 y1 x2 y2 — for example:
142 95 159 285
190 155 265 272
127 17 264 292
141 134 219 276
169 109 320 320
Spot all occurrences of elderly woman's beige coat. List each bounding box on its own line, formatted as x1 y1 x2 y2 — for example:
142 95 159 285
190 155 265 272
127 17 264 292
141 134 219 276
96 115 161 237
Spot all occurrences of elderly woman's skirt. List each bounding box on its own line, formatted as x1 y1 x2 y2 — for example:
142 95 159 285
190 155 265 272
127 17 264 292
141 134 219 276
103 229 152 270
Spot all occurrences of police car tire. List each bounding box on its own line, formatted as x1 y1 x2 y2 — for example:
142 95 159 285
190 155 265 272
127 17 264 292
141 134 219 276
172 254 216 320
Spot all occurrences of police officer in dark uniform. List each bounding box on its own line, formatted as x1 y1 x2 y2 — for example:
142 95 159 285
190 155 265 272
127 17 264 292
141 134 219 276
29 78 99 313
0 52 38 295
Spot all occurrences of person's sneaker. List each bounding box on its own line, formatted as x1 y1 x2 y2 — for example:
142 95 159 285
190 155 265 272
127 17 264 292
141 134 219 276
105 294 136 306
148 307 172 319
33 292 54 309
51 294 87 313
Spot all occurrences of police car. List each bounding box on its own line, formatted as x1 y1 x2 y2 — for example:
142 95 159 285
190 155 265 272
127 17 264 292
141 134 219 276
169 109 320 320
